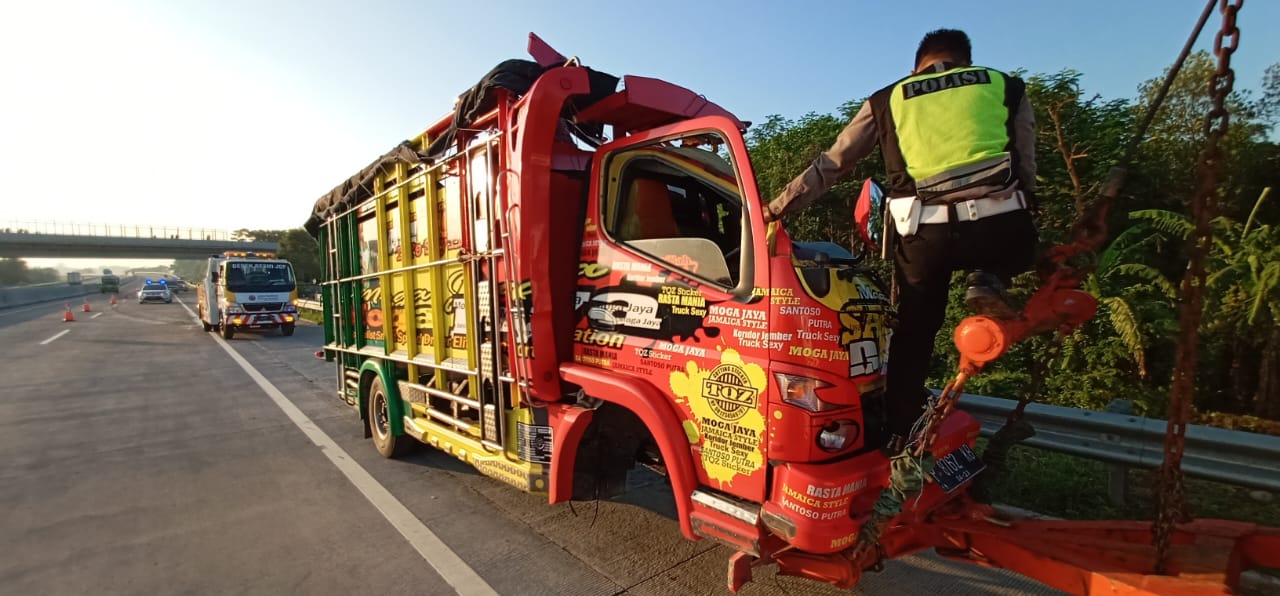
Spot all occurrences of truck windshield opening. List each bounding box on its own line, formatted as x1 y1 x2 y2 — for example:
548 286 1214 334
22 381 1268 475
226 262 295 293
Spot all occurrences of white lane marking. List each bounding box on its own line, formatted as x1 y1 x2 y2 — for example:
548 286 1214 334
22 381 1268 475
174 298 496 596
92 312 104 319
40 330 71 345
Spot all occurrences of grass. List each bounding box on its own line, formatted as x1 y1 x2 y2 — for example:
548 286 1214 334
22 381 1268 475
983 439 1280 526
298 308 324 325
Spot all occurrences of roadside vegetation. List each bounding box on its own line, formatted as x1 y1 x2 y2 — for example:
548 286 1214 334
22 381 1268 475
0 257 63 286
991 440 1279 527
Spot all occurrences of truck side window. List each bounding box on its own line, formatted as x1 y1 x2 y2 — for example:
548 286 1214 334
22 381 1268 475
604 132 745 287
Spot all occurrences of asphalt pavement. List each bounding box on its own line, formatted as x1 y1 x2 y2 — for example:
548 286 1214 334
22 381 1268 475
0 285 1059 595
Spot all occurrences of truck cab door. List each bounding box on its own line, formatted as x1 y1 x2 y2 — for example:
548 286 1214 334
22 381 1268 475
206 268 221 324
578 116 774 501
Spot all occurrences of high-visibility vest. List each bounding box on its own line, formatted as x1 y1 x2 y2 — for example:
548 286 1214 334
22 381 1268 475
869 64 1025 200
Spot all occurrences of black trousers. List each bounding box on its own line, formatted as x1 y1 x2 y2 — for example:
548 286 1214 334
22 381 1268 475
884 209 1038 438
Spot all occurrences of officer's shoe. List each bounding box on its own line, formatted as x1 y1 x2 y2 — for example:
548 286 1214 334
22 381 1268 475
965 271 1018 319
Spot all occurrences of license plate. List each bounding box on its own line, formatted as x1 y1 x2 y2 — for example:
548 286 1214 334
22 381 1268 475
930 444 985 494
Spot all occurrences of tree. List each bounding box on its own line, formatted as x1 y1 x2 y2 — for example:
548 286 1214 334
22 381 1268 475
26 267 61 284
0 258 29 286
278 228 321 284
1260 62 1280 126
1200 189 1280 418
1130 52 1270 222
232 229 286 243
170 259 208 282
746 101 882 244
1021 70 1131 243
1110 188 1279 418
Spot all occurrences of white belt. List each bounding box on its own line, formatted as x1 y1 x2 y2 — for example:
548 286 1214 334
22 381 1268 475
918 191 1027 224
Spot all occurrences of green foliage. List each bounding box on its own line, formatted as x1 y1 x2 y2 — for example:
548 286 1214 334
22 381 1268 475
1130 52 1271 223
278 228 321 284
170 259 207 282
1022 70 1133 239
1262 62 1280 125
26 267 61 284
986 440 1280 526
0 258 30 286
232 229 285 243
0 258 59 286
746 103 883 245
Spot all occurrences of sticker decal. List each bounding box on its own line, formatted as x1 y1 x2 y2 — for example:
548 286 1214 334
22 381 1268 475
517 422 553 465
669 349 767 487
702 364 758 422
586 291 663 331
839 302 890 378
577 283 721 342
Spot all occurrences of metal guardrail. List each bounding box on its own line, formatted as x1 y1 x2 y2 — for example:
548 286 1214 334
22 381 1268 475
956 393 1280 493
1 221 236 241
294 295 1279 493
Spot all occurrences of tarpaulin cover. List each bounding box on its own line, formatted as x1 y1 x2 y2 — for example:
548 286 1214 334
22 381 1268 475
305 142 427 237
306 59 617 237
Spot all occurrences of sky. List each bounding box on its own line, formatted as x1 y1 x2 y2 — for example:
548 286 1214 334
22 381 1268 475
2 0 1277 260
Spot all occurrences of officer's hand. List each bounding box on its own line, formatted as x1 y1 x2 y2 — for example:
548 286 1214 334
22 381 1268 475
763 206 780 223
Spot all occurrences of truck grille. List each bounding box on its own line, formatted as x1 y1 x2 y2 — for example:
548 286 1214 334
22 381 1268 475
244 302 284 312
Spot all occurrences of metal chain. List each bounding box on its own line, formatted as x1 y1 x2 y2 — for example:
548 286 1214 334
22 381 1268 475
1153 0 1242 575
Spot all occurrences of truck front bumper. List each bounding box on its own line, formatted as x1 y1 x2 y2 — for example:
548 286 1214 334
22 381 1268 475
758 412 981 555
226 312 296 328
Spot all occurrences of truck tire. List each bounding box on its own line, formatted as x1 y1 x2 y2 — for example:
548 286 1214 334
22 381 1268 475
221 323 235 340
202 321 213 332
281 323 295 337
368 376 411 458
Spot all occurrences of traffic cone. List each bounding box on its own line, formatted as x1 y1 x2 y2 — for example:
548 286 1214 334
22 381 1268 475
63 303 75 322
110 294 118 306
82 299 91 313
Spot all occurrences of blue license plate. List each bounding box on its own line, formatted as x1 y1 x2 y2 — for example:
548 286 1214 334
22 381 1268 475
930 444 985 494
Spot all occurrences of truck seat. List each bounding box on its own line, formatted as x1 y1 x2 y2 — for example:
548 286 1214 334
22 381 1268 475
619 178 679 240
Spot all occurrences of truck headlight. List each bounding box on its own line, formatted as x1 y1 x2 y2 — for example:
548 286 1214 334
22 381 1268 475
225 303 244 314
775 373 838 412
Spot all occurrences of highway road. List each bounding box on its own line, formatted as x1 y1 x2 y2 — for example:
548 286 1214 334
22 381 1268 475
0 283 1059 595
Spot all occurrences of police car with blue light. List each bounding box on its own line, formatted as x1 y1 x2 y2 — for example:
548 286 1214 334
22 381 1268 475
137 279 174 304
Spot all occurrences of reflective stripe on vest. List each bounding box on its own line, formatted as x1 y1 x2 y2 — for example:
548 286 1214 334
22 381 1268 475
887 67 1011 183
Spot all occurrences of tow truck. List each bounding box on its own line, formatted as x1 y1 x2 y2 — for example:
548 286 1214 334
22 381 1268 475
196 251 299 339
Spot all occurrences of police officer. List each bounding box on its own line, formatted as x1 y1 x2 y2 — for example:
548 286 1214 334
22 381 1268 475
764 29 1038 443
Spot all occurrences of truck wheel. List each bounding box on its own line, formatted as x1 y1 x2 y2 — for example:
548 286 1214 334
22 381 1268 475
202 321 213 332
281 323 295 337
368 377 411 458
221 324 235 340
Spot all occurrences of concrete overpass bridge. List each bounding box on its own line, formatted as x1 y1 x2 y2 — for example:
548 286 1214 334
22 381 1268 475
0 222 278 259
